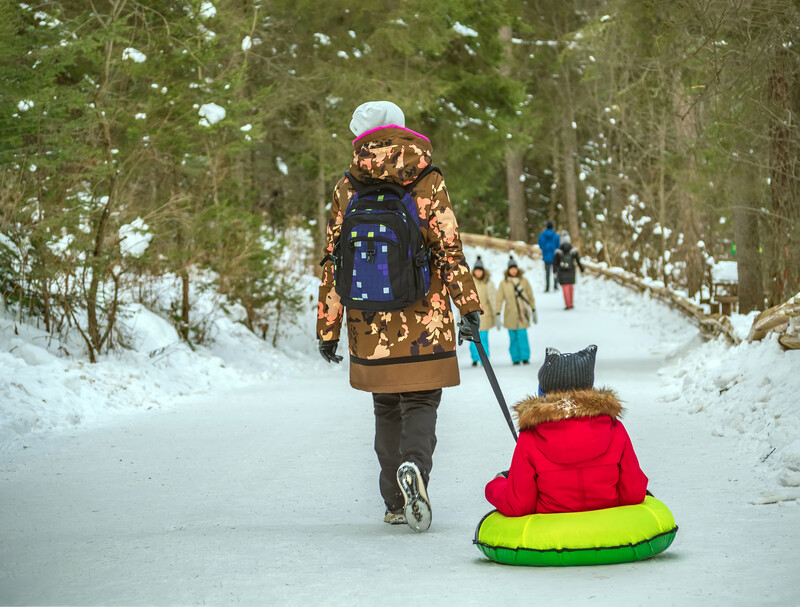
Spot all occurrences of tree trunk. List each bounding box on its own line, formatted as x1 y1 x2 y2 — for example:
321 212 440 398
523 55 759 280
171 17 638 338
550 143 561 226
657 123 668 287
679 196 703 298
673 86 703 298
560 84 581 248
506 149 527 241
562 138 580 247
181 270 190 341
555 37 582 249
768 46 797 305
733 201 763 314
500 24 527 242
86 194 113 359
316 144 328 276
175 226 190 342
84 15 122 361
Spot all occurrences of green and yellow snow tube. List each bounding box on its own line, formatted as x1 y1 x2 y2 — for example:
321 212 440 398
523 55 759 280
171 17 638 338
474 496 678 566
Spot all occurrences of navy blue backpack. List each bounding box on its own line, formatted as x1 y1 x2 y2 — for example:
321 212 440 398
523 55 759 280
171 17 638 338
324 166 440 311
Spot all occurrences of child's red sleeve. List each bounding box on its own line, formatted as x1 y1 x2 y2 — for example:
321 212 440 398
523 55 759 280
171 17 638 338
484 431 539 516
616 422 649 506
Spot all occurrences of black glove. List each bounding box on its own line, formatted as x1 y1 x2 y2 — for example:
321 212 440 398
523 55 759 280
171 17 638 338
457 310 482 345
494 470 509 479
319 339 343 363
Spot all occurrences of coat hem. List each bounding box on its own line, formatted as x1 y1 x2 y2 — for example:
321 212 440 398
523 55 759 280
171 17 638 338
350 378 460 393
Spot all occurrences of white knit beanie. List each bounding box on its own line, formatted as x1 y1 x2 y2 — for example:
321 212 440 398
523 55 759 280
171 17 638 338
349 101 405 138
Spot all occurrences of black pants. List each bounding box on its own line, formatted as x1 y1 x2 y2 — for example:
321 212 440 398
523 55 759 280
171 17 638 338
544 261 559 290
373 389 441 511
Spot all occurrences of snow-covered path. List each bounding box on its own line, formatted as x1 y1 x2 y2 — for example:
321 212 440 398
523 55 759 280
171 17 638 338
2 256 799 606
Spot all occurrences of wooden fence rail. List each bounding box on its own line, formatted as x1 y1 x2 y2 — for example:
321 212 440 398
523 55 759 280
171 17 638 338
747 294 800 350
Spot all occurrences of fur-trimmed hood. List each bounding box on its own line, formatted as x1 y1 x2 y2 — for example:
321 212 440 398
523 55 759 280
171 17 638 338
513 388 624 465
514 388 623 431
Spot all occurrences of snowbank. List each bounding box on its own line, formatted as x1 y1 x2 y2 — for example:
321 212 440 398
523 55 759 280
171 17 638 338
0 270 320 449
659 334 800 502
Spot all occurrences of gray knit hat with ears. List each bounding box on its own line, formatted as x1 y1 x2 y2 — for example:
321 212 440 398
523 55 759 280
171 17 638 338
538 345 597 394
349 101 405 138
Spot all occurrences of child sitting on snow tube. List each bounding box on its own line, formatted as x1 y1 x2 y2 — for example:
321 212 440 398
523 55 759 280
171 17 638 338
477 345 676 565
484 344 649 516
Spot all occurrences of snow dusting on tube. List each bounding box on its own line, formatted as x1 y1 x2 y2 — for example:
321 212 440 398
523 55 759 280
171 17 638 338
473 496 678 566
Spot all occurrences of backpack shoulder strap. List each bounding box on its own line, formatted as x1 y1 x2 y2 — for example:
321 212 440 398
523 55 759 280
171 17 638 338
405 165 441 191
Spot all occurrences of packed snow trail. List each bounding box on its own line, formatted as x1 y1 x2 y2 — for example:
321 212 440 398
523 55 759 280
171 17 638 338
2 253 799 606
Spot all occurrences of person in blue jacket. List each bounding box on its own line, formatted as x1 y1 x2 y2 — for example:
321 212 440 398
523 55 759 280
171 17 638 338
537 220 560 292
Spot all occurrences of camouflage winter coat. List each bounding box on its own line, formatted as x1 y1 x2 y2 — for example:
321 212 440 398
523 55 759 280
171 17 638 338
317 126 481 393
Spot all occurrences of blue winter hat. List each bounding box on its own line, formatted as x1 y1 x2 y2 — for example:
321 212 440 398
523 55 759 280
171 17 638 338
546 220 554 229
349 101 405 138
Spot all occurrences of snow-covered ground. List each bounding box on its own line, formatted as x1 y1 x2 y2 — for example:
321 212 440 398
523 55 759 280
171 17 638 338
1 246 798 605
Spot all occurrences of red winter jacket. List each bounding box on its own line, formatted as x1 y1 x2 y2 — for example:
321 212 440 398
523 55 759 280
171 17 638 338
485 388 648 516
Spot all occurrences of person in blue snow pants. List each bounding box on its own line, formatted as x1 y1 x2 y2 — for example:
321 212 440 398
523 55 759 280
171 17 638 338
507 329 530 364
495 256 537 366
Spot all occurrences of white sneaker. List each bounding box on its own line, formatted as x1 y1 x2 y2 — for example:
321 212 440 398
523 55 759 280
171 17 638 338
396 461 432 532
384 509 406 525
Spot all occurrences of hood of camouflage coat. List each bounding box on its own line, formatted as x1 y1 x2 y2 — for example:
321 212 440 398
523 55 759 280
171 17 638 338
349 125 433 186
513 388 624 465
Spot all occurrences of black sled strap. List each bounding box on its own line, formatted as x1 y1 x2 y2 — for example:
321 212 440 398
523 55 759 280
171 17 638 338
474 337 518 442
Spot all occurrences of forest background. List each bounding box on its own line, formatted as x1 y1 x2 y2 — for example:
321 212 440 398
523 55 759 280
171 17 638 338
1 0 798 361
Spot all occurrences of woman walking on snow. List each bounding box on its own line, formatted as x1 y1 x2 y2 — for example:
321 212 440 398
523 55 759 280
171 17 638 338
468 256 496 367
316 101 482 533
496 256 536 365
553 232 584 310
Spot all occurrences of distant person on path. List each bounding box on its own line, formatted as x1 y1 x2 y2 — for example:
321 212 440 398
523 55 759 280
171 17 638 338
468 256 496 367
484 345 649 516
553 232 584 310
316 100 482 533
537 220 560 292
496 255 536 365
